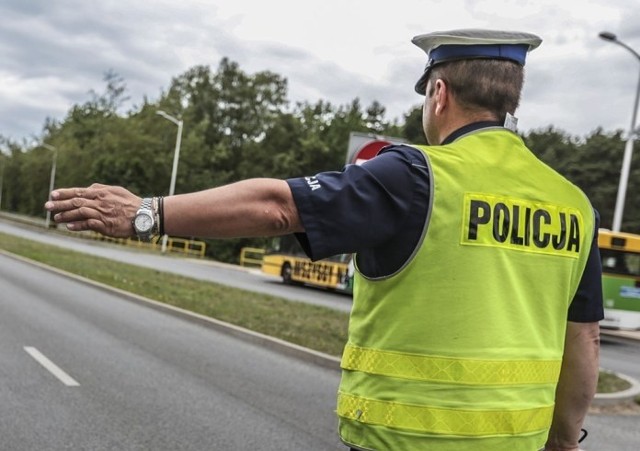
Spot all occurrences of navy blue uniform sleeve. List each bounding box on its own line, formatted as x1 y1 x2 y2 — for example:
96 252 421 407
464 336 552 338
567 210 605 322
286 146 421 261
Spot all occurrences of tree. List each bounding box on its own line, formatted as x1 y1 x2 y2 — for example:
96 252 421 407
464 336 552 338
5 57 637 261
0 138 26 212
524 127 635 232
402 105 427 145
163 59 289 191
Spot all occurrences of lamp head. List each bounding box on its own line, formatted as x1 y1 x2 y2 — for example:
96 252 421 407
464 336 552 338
599 31 617 42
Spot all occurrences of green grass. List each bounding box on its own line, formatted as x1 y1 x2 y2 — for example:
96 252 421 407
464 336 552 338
0 232 349 357
597 371 640 406
597 369 632 394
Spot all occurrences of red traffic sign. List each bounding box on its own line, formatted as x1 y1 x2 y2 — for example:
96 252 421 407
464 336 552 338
351 140 391 165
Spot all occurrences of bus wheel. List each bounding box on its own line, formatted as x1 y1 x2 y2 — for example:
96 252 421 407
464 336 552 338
281 263 293 284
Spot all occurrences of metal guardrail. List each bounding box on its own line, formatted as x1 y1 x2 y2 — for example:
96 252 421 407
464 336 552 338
91 233 206 258
0 211 47 227
165 236 206 258
240 247 265 267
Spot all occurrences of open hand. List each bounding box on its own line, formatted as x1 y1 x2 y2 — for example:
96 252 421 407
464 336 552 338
44 183 141 238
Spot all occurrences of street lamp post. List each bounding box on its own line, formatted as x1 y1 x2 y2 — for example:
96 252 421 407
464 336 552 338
0 159 5 211
156 110 183 252
43 143 57 229
599 31 640 232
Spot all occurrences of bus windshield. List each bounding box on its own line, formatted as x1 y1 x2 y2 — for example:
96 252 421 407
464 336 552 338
598 229 640 330
600 248 640 277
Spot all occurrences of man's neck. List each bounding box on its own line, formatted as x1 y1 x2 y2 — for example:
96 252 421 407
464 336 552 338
440 120 504 145
436 110 499 145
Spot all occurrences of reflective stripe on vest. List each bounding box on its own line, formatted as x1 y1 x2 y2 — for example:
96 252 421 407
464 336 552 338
341 343 562 385
337 392 554 436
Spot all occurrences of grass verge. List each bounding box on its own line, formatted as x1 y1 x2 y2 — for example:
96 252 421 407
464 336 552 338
0 232 349 357
598 369 632 394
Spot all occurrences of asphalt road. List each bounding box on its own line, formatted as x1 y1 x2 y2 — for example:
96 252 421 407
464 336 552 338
0 219 352 313
0 253 342 450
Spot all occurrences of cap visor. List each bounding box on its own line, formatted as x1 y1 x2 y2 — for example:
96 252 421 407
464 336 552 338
414 71 429 95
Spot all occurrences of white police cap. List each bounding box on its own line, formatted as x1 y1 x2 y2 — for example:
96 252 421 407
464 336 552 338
412 29 542 94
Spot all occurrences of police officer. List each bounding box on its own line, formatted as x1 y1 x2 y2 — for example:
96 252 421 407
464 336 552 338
46 29 602 451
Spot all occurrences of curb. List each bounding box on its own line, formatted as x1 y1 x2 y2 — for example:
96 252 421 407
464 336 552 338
593 371 640 406
0 249 342 372
600 328 640 342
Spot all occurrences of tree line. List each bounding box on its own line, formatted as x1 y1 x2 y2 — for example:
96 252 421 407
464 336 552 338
0 58 637 262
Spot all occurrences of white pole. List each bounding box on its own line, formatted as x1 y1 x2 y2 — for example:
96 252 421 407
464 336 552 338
168 119 183 198
156 111 184 252
600 32 640 232
43 144 57 229
0 161 4 210
612 69 640 232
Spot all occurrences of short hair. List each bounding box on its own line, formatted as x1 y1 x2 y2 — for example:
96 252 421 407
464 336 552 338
427 59 524 122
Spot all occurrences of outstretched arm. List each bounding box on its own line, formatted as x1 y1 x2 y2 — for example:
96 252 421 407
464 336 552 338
45 178 303 239
545 321 600 451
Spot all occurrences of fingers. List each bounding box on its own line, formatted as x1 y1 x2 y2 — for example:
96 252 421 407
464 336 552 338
53 201 133 238
65 218 120 236
45 185 128 215
62 214 133 238
52 203 102 224
65 219 98 233
50 187 99 201
45 196 85 215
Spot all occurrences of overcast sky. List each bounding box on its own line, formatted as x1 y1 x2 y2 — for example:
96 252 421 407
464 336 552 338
1 0 639 144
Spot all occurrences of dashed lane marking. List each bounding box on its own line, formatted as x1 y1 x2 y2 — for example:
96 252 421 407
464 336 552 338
24 346 80 387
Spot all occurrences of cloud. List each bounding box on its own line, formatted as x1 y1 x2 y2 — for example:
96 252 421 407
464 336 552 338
0 0 638 142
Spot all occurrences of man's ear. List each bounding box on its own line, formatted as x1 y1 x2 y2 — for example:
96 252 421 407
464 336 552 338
433 79 448 116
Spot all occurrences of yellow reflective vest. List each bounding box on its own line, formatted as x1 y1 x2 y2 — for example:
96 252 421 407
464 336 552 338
337 128 594 450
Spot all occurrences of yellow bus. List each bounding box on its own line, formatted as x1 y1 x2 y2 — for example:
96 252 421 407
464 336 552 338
599 229 640 330
261 235 353 293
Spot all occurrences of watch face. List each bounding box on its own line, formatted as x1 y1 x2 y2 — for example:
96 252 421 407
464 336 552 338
134 213 153 233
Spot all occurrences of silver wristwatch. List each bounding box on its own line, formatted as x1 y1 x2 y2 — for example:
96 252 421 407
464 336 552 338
132 198 156 241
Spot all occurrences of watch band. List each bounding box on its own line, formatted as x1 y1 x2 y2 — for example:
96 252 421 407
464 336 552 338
141 198 153 211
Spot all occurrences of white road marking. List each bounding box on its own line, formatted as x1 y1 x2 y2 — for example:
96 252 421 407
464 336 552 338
24 346 80 387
